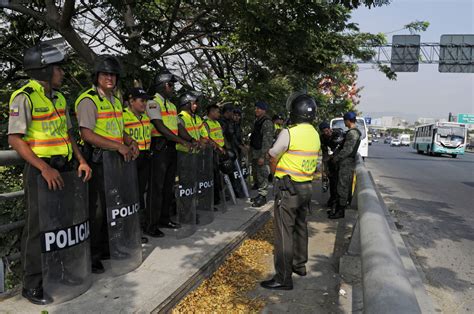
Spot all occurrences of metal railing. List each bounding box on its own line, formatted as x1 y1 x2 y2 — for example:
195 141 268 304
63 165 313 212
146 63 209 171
0 150 24 293
353 154 421 314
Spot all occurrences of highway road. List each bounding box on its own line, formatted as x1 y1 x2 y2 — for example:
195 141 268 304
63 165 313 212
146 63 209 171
365 143 474 313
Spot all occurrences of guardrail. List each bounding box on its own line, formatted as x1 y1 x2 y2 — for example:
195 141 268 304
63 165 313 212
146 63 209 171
354 154 421 314
0 150 24 293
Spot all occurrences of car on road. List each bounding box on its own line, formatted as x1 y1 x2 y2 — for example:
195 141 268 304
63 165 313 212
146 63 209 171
390 138 401 147
384 137 392 144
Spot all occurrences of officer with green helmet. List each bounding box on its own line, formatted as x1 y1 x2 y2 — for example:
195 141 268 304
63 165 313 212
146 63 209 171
75 55 139 273
8 40 92 304
261 93 320 290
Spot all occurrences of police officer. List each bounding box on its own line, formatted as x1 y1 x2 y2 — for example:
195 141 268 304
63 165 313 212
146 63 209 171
329 112 361 219
261 94 320 290
145 69 192 237
318 122 344 208
219 102 245 198
123 88 153 242
177 91 208 148
204 104 225 206
249 101 274 207
8 41 92 304
75 55 139 273
272 113 285 138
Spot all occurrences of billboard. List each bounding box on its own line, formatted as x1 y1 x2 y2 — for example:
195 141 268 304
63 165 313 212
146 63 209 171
457 113 474 124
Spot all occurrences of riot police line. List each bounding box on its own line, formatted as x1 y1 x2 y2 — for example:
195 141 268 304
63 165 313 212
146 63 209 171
6 38 251 305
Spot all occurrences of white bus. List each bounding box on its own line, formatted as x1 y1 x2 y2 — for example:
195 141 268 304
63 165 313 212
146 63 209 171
413 122 467 158
330 117 369 159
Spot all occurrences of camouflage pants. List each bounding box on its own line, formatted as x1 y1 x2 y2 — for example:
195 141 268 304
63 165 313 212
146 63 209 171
336 159 355 207
252 158 269 197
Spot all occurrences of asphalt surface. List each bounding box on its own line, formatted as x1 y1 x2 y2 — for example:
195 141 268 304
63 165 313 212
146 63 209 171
365 143 474 313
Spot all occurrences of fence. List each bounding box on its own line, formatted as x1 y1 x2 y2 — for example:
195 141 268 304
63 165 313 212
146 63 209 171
0 150 24 293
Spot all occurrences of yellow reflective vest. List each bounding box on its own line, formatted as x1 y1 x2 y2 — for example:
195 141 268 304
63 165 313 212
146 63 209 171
75 87 124 144
123 107 151 151
10 80 72 159
150 93 178 137
275 123 320 182
176 110 207 152
204 119 225 147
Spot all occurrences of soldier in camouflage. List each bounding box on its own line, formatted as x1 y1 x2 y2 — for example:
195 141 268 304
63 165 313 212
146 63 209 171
249 101 274 207
329 112 361 219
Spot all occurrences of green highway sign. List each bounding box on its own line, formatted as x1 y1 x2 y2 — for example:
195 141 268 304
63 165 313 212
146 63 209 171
457 113 474 124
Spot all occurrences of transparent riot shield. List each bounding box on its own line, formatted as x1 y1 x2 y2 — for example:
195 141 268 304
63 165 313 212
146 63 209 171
175 151 198 238
103 151 142 276
196 147 214 225
38 172 91 304
233 159 250 198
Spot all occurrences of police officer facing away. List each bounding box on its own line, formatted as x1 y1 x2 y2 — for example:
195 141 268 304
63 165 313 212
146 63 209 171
75 55 139 273
8 41 92 304
145 69 191 238
123 88 153 243
329 112 361 219
261 94 320 290
318 122 344 208
249 101 274 207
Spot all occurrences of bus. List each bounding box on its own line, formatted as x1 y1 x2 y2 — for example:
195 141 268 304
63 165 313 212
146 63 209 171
413 122 467 158
330 117 369 159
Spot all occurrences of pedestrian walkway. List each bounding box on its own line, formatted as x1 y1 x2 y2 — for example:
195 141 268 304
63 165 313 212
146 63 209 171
0 184 352 313
0 199 271 313
248 186 351 314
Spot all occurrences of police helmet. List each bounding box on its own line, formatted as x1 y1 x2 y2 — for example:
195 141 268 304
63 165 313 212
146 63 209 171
289 94 317 124
178 91 199 107
93 55 121 85
273 113 285 121
24 39 66 81
154 68 178 87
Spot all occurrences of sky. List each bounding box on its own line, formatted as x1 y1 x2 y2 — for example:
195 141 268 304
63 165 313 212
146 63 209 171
350 0 474 122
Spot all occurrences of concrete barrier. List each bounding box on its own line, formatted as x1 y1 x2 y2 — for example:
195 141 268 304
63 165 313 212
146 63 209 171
355 154 421 314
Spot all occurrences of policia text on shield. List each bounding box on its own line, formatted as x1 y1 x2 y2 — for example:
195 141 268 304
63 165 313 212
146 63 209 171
7 40 92 305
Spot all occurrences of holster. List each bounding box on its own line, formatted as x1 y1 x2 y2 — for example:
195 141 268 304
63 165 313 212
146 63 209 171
277 175 297 196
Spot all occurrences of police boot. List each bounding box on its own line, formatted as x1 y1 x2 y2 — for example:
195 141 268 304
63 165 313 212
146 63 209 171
328 205 345 219
22 287 53 305
252 195 267 207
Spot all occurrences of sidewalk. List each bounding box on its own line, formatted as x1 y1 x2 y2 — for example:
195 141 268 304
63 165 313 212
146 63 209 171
0 184 351 313
248 186 352 314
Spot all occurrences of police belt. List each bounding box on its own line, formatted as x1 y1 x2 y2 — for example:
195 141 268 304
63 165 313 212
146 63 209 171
151 137 176 152
40 155 74 172
275 175 311 196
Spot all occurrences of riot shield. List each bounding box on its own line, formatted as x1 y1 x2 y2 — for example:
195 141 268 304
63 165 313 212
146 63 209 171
233 159 250 198
196 147 214 225
175 151 198 238
103 151 142 276
38 172 91 304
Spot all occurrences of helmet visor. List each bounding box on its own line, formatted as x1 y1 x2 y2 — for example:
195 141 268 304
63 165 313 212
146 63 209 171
40 38 67 65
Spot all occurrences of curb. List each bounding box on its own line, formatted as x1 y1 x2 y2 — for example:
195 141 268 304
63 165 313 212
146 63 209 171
154 202 273 313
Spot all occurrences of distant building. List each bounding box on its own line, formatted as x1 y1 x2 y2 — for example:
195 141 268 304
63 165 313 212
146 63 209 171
417 117 436 125
380 116 408 128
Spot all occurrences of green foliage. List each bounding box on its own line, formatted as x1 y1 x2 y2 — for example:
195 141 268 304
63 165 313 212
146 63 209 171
404 20 430 34
0 165 24 290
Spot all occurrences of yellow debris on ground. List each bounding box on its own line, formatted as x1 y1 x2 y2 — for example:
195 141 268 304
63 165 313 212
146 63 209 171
173 219 275 313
